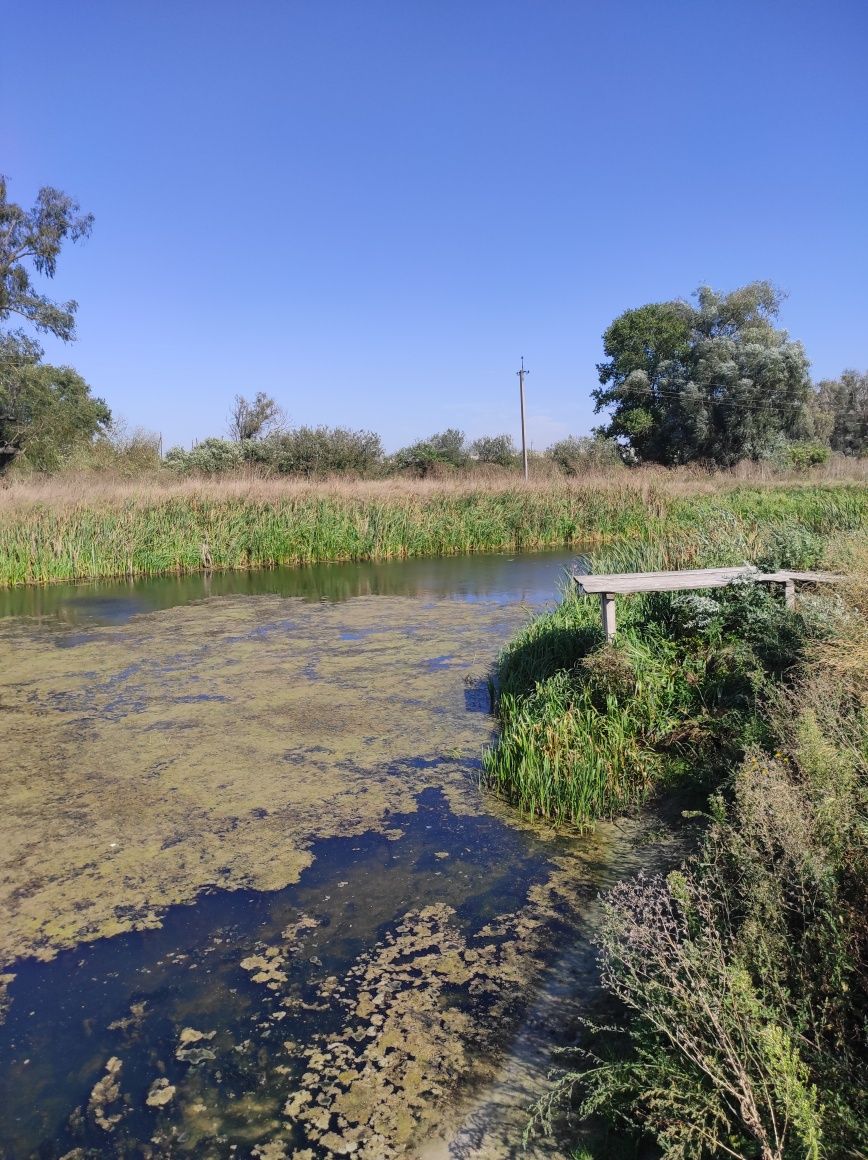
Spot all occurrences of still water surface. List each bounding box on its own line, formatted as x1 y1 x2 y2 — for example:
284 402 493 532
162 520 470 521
0 550 643 1159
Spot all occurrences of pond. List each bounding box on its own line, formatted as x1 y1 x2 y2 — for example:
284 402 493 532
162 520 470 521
0 550 652 1159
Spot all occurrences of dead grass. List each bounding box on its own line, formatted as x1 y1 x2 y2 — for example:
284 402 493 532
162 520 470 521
1 460 866 513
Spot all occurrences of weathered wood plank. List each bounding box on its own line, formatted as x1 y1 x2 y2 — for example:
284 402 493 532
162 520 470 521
575 567 839 596
600 593 617 641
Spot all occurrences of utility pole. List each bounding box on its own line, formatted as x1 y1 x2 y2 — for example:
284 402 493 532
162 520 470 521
517 356 529 481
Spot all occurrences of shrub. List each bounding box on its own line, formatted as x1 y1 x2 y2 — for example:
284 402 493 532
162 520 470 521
470 433 518 467
164 437 244 474
787 440 831 470
252 426 383 476
545 435 622 475
392 428 468 475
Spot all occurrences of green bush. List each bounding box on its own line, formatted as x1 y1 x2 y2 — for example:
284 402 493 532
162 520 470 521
542 690 868 1157
164 437 244 474
470 433 519 467
787 440 831 470
392 428 468 475
545 435 622 475
251 426 384 476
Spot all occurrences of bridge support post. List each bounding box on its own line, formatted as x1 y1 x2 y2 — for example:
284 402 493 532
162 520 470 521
600 593 617 642
784 579 796 611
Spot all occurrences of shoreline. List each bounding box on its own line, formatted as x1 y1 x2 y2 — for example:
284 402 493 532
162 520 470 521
1 476 866 588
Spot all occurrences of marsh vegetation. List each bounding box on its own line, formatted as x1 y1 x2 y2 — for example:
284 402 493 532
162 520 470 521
1 473 867 587
484 522 868 1157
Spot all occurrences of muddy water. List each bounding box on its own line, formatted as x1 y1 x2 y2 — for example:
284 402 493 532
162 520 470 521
0 551 650 1159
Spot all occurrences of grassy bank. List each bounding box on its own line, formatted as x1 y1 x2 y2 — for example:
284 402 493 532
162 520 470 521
0 474 867 586
540 540 868 1158
481 510 867 1153
481 510 864 825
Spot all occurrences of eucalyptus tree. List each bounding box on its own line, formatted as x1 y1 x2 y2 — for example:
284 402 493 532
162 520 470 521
0 175 94 341
0 176 108 471
594 282 813 466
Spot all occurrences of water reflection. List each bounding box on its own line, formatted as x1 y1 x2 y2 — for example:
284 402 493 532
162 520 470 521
0 549 583 626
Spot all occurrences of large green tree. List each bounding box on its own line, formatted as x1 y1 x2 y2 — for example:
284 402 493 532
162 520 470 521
0 336 110 470
0 176 108 470
593 282 813 466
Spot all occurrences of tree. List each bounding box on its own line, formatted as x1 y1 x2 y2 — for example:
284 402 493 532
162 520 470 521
813 370 868 456
228 391 285 442
594 283 813 466
393 429 469 476
0 175 94 341
0 337 110 470
0 176 107 473
470 433 518 466
545 435 621 475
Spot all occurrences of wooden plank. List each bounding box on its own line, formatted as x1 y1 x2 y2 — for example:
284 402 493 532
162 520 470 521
575 567 840 596
576 567 753 595
759 571 841 583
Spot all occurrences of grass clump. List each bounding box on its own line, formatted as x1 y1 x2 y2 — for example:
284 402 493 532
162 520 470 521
524 536 868 1158
482 532 816 826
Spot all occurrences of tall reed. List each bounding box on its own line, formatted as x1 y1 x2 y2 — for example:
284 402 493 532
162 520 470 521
0 476 865 587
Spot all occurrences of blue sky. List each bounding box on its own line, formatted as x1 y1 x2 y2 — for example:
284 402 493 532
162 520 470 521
4 1 867 452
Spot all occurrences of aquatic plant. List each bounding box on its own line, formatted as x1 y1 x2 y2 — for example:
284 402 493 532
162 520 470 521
0 474 865 586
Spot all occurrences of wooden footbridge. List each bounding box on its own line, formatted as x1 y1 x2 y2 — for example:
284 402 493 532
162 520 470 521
574 566 841 641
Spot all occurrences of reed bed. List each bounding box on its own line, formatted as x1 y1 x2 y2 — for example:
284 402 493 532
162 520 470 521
0 473 866 587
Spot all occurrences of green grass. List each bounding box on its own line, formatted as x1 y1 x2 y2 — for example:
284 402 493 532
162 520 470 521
505 527 868 1158
0 477 866 586
534 540 868 1159
481 513 856 826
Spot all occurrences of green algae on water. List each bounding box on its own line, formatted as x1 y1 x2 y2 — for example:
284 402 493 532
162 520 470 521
0 594 532 965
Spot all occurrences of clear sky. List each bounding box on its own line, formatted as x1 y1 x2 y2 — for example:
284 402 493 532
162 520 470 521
4 1 867 452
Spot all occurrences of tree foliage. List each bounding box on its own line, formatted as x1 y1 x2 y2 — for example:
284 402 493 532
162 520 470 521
594 283 813 466
251 426 383 476
470 433 517 466
393 429 469 475
0 177 106 473
0 175 94 342
165 427 384 477
164 437 244 475
545 435 621 475
0 336 110 470
228 391 285 442
813 369 868 457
